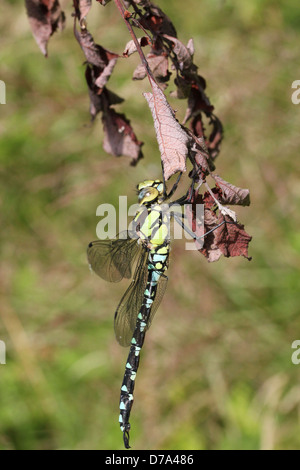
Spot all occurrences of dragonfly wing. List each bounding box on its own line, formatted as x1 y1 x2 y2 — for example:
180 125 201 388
114 250 149 346
87 231 141 283
114 252 168 347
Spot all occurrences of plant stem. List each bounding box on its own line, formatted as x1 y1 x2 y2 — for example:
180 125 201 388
113 0 155 83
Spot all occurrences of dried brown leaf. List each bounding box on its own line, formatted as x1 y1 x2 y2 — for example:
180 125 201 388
78 0 92 22
200 209 224 262
163 35 194 71
25 0 66 57
186 38 195 57
75 27 118 70
214 215 252 260
190 143 211 178
102 109 143 164
183 86 214 124
143 76 189 180
212 175 251 206
138 3 177 37
95 58 118 89
198 212 252 262
85 65 123 120
206 114 223 160
188 192 252 262
123 37 150 57
170 76 191 99
75 25 118 99
133 52 170 88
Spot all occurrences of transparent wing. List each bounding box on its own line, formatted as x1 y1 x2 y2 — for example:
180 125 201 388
114 250 148 346
114 254 168 347
87 231 141 283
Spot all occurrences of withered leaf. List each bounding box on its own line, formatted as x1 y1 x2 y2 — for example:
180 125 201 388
186 38 195 57
78 0 92 22
212 175 251 206
213 214 252 260
133 52 170 88
199 212 252 262
190 112 204 138
132 63 147 81
25 0 66 57
189 112 223 163
185 126 216 180
85 65 104 120
188 192 252 262
102 108 143 165
76 24 119 106
186 192 221 257
189 141 212 179
74 0 92 23
75 27 118 72
206 113 223 160
85 65 123 120
163 35 194 72
95 58 118 89
144 76 190 180
123 37 150 57
183 85 214 124
200 208 223 261
80 28 143 162
139 3 177 37
170 75 191 100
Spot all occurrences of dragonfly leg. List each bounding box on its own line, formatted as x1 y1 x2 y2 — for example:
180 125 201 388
173 213 238 242
165 172 182 199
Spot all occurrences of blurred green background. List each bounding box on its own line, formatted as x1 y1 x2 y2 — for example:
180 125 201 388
1 0 300 450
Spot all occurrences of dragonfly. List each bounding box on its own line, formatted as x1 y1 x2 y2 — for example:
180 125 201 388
87 177 225 448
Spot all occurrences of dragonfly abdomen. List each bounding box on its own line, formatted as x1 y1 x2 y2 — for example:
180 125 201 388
119 250 169 448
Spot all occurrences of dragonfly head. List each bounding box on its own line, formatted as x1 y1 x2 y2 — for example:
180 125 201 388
137 180 164 206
